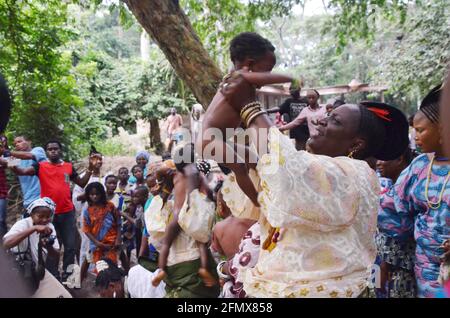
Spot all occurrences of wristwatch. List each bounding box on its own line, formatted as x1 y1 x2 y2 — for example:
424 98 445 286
216 260 231 281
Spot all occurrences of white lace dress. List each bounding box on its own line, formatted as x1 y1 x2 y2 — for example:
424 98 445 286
222 128 379 298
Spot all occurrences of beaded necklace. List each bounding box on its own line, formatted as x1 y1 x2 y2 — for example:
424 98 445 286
425 155 450 210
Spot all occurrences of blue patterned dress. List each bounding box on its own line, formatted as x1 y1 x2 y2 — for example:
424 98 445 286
375 177 416 297
377 154 450 297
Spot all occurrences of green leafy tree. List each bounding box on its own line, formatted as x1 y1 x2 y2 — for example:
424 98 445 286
327 0 413 51
0 0 85 159
374 0 450 108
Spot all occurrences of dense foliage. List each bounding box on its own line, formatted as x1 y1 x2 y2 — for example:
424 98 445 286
1 0 448 158
0 0 82 159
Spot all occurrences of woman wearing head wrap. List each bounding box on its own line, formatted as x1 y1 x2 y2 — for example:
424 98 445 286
128 150 150 185
215 70 409 298
3 197 72 297
377 84 450 298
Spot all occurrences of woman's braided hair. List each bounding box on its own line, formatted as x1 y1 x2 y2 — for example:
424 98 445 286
420 84 442 124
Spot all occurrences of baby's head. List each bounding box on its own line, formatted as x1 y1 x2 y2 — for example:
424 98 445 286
229 32 276 73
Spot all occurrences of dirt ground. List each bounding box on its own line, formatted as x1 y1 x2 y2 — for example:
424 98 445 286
69 250 138 298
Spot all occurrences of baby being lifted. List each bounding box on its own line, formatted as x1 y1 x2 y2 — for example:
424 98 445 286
199 32 298 207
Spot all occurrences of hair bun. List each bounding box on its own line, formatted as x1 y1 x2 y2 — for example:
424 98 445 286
359 101 409 160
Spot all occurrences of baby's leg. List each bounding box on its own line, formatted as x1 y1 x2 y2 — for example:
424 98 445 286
198 242 217 287
151 214 182 287
201 137 260 207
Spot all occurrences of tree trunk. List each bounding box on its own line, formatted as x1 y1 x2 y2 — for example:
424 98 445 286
149 117 163 154
124 0 223 109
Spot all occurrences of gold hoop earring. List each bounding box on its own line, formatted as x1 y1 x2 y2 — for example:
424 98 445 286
348 150 355 159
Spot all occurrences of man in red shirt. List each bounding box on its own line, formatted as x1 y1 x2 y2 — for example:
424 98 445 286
10 140 95 281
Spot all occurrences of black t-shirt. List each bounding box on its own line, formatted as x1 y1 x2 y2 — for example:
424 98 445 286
278 97 309 140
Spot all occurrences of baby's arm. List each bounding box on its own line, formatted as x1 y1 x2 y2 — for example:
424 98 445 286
239 72 293 87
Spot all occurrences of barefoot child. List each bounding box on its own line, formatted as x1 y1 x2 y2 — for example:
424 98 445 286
152 144 217 288
81 182 121 282
200 32 297 207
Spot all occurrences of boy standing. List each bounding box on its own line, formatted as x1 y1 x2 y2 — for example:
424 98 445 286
9 135 47 212
10 140 95 281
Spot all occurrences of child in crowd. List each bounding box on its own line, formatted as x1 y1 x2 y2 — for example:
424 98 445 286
144 162 162 210
105 175 124 212
130 165 145 189
81 182 121 282
116 167 132 207
128 151 150 185
201 32 296 207
121 186 149 262
326 102 334 116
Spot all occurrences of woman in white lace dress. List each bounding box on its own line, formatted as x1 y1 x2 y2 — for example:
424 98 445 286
213 70 410 298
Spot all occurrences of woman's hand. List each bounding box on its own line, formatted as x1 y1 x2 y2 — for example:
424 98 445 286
220 67 256 112
33 225 52 235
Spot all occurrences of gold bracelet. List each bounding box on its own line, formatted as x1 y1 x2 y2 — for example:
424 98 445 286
239 101 260 118
242 108 261 128
240 103 261 122
241 106 261 124
246 110 267 127
241 106 262 128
